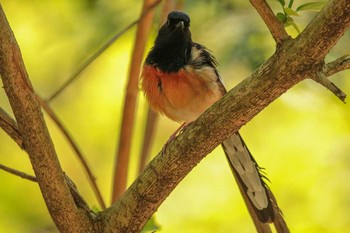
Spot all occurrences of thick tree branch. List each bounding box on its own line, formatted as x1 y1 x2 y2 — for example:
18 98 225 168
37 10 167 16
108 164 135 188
0 4 95 232
250 0 289 43
100 0 350 232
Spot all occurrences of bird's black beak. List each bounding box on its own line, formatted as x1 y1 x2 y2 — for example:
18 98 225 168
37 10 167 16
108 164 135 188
175 21 185 29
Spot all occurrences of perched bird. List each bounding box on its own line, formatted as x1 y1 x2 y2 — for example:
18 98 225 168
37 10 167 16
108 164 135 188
141 11 288 231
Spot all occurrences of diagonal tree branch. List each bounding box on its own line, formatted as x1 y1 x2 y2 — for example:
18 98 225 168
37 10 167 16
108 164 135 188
0 4 96 232
100 0 350 232
250 0 289 44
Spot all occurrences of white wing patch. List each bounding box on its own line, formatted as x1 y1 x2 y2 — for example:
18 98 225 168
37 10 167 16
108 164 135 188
222 133 268 210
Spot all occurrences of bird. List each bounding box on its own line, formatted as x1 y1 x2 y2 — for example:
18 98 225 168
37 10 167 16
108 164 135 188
141 11 288 232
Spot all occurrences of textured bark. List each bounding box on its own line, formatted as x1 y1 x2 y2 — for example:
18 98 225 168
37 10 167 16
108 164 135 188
0 5 95 233
1 0 350 232
100 1 350 232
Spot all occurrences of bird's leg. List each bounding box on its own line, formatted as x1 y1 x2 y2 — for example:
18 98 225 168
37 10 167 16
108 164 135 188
161 122 188 155
169 122 187 140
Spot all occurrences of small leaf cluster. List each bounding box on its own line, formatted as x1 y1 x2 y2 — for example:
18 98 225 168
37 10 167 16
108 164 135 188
275 0 326 33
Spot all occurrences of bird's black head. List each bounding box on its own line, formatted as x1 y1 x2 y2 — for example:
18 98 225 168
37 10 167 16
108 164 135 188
145 11 192 72
165 11 190 29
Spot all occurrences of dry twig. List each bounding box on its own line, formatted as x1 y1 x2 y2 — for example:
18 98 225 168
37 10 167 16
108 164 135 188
0 163 37 182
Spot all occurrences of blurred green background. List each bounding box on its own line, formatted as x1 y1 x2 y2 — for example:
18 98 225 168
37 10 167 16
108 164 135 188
1 0 349 232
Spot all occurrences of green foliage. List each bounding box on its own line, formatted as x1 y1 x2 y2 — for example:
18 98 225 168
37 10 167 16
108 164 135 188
0 0 349 233
296 2 326 11
275 0 327 33
141 216 160 233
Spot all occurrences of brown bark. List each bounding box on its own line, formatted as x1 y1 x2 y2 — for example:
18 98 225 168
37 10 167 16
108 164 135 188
111 0 160 203
100 0 350 232
1 0 350 232
0 4 95 233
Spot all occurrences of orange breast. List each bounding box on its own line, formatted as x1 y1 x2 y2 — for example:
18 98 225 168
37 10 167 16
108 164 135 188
141 65 224 123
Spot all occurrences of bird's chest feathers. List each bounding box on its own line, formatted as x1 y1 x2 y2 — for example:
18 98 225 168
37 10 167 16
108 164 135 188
142 65 222 122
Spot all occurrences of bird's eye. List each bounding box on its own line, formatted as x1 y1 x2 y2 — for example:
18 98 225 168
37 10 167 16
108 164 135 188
165 20 170 26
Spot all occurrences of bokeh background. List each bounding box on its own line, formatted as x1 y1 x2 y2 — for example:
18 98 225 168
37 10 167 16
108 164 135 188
1 0 350 232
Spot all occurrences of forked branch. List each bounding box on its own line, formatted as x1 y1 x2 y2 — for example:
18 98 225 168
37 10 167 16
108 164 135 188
100 1 350 232
250 0 289 43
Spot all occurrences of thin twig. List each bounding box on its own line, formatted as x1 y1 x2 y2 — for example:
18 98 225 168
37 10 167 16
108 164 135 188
313 72 347 103
310 55 350 103
0 162 94 215
111 0 160 203
0 107 23 148
0 104 102 211
37 96 106 209
138 0 175 174
101 0 350 231
250 0 289 44
0 163 37 182
46 0 162 103
324 54 350 77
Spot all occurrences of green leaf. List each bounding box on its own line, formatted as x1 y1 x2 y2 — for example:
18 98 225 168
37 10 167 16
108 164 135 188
296 2 326 11
276 12 287 23
282 16 300 33
288 0 294 8
279 0 286 6
284 16 300 33
141 217 160 233
284 7 299 16
289 22 301 33
284 16 295 25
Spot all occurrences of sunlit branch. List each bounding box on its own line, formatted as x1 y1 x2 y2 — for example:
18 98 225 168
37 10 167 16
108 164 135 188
250 0 289 44
309 55 350 103
138 0 176 173
101 0 350 231
324 54 350 77
111 0 160 203
314 72 346 102
0 4 93 229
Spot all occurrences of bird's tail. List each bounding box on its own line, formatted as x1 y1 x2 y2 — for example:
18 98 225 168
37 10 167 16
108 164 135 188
222 132 289 233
